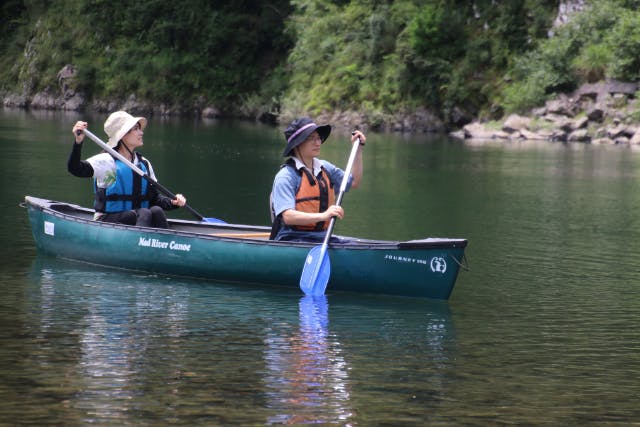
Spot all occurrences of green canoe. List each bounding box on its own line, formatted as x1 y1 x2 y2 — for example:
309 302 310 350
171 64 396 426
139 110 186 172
24 196 468 299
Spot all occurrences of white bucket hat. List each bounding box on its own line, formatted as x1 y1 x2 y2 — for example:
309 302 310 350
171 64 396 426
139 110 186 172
104 111 147 148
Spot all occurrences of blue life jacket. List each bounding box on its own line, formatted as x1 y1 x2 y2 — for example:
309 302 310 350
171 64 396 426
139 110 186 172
94 153 152 213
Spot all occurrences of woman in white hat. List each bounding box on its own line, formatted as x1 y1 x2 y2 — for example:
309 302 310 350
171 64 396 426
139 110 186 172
68 111 186 228
270 117 365 241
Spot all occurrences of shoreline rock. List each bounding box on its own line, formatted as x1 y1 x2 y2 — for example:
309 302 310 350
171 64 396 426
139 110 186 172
1 65 446 133
455 79 640 145
2 87 446 133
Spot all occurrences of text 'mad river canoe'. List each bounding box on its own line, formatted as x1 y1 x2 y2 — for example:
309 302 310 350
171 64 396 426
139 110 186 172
24 196 468 299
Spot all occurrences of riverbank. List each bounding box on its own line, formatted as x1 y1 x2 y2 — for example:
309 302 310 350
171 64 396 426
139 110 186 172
1 88 446 134
4 76 640 141
452 80 640 145
0 61 447 134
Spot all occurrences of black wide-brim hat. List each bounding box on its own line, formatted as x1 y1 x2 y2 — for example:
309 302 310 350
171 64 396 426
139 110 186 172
282 117 331 157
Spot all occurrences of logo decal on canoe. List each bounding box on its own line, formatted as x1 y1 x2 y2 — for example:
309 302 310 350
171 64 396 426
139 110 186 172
138 236 191 252
384 254 428 265
383 254 447 273
430 257 447 273
44 221 55 236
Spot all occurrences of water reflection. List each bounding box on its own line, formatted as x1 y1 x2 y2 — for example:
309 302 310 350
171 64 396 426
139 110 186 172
264 295 353 425
28 257 193 425
8 109 640 424
20 255 460 425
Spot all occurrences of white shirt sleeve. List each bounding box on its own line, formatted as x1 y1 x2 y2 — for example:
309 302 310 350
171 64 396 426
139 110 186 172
86 153 116 188
86 153 157 188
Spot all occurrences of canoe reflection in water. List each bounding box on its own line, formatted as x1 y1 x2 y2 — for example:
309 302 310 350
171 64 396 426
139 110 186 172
27 258 194 424
22 257 455 425
263 295 353 425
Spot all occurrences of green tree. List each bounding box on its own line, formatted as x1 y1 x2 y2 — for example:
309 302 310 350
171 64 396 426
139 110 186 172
1 0 293 113
499 0 639 114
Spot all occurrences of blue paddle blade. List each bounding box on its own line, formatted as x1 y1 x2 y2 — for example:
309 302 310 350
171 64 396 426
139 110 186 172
202 217 226 224
311 255 331 296
300 245 331 296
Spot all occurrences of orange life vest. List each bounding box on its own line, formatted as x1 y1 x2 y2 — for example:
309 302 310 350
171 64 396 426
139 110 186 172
290 159 335 231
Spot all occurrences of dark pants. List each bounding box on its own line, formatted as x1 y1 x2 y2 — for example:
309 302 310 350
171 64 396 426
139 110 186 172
100 206 168 228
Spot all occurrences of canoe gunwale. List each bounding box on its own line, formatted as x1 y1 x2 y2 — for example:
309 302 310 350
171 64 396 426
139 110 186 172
24 196 468 251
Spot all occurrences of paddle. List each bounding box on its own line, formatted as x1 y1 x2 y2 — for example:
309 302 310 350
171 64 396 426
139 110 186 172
80 128 225 224
299 134 361 296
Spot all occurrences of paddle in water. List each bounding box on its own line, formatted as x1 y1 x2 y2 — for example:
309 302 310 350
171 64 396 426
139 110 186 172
80 128 225 224
299 134 362 296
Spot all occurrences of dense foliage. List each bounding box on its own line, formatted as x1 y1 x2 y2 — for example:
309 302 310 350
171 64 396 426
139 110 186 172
282 0 556 123
1 1 640 126
0 0 293 114
501 0 640 113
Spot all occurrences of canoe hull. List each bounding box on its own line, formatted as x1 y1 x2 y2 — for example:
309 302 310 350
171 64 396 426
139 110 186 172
25 196 467 299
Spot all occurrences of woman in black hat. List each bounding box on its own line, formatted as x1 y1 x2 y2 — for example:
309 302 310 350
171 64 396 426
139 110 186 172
270 117 365 241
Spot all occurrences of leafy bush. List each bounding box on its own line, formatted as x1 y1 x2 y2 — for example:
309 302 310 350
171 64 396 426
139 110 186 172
605 10 640 81
500 0 640 114
571 44 612 82
0 0 293 112
6 0 640 127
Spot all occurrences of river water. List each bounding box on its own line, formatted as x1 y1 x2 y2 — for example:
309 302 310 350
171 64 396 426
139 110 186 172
1 108 639 425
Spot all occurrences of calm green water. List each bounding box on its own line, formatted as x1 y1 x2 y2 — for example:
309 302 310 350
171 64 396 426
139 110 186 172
2 108 640 425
